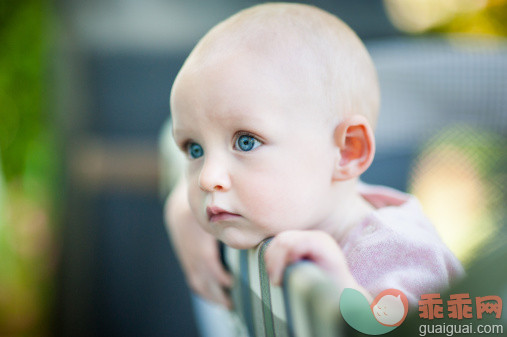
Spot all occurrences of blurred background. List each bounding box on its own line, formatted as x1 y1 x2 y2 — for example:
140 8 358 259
0 0 505 336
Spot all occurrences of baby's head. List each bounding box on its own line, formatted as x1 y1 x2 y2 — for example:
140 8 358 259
170 3 380 249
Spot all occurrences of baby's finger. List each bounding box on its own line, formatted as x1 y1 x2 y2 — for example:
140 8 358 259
208 282 233 309
264 238 297 286
264 251 288 286
265 233 328 285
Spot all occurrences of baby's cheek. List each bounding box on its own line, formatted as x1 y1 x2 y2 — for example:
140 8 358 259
236 170 313 231
249 200 304 235
187 188 206 221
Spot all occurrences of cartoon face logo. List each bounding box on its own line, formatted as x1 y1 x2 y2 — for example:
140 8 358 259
340 288 409 335
370 289 409 327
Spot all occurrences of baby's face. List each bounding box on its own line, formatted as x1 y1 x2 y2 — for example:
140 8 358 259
171 52 337 249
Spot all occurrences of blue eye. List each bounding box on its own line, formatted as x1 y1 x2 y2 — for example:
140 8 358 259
235 135 261 152
187 142 204 159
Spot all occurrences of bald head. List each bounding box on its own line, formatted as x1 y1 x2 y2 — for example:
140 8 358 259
172 3 379 128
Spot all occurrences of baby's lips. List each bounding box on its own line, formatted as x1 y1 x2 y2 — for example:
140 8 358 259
207 205 227 217
206 205 240 221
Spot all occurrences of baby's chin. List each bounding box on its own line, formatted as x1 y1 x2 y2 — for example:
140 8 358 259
217 227 267 250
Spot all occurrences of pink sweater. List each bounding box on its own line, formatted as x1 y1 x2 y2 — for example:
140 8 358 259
341 183 464 305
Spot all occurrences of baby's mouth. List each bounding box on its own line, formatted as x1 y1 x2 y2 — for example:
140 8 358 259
206 206 240 222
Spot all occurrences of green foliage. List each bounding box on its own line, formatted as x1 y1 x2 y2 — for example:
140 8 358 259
0 0 49 182
0 1 56 336
432 1 507 36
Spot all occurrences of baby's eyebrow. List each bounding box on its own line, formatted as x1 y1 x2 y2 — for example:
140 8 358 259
171 127 189 146
171 126 187 139
171 127 179 139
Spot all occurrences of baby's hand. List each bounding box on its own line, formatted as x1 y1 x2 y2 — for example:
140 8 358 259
264 230 350 286
165 179 233 308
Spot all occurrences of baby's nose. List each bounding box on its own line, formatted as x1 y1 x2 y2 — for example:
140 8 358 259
198 157 231 192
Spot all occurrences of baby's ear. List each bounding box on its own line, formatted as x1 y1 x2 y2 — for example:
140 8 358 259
332 115 375 181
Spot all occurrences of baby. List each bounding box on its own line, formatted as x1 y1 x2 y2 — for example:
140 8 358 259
165 2 463 315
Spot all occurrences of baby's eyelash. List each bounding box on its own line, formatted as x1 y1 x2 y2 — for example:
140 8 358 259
177 139 191 153
234 131 263 143
233 131 264 152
